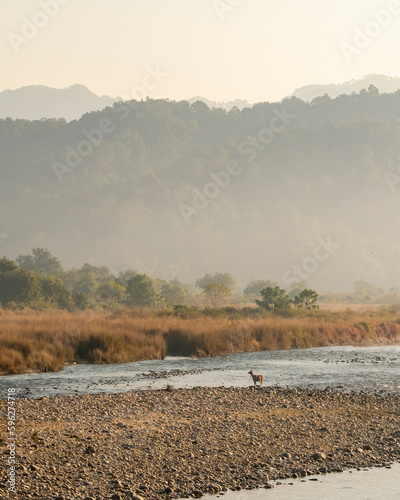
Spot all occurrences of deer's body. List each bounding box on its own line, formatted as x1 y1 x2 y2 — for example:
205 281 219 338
248 369 264 387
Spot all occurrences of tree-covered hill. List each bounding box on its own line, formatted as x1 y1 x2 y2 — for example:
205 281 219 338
1 86 400 291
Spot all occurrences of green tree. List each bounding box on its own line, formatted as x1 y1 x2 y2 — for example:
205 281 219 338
61 268 79 291
79 263 113 282
96 282 126 302
255 286 292 312
39 275 74 309
126 274 158 307
243 279 276 296
74 272 98 295
294 289 319 310
288 280 308 299
0 257 40 305
203 283 230 307
160 279 186 307
115 270 138 287
72 291 90 310
196 273 237 291
16 248 63 276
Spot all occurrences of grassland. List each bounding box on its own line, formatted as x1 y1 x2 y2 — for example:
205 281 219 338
1 306 400 374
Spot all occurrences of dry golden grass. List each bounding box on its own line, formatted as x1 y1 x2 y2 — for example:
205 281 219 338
0 307 399 374
318 303 383 312
0 309 166 374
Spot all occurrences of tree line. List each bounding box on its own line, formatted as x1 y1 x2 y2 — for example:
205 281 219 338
0 248 320 312
1 248 397 312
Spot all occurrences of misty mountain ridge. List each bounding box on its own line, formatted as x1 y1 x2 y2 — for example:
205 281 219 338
1 74 399 122
0 84 117 122
292 74 400 102
0 84 253 121
1 87 400 292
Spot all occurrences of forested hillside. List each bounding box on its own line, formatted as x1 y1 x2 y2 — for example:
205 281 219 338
1 86 400 291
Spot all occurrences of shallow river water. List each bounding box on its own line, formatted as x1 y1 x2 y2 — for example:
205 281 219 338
203 463 400 500
1 345 400 499
1 345 399 398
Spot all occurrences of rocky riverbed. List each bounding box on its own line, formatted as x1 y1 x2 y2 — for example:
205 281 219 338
1 386 400 499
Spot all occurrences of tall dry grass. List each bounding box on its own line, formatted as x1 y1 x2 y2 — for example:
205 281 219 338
0 307 399 374
0 309 166 374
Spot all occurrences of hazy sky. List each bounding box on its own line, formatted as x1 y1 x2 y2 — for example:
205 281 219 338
1 0 400 102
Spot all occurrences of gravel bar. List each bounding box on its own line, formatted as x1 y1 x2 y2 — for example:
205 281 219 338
1 386 400 499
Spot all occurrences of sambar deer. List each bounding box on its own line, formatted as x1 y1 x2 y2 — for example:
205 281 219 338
248 369 264 387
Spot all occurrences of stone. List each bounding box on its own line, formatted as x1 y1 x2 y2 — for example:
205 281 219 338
111 479 122 488
206 483 221 493
5 386 399 499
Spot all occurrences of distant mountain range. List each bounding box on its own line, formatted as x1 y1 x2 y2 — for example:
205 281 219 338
0 84 117 121
292 74 400 102
1 75 400 122
0 85 252 122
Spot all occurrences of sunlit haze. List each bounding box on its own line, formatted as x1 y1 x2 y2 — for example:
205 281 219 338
1 0 400 294
1 0 400 102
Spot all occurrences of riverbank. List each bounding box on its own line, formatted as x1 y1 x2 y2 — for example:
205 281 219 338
1 387 399 499
1 308 400 375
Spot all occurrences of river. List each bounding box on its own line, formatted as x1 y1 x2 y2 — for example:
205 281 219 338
1 345 399 398
202 463 400 500
1 345 399 499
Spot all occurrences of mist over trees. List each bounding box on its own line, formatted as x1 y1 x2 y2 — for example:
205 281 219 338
0 249 398 311
1 87 400 292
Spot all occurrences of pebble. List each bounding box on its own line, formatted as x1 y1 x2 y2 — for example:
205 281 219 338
0 387 399 499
